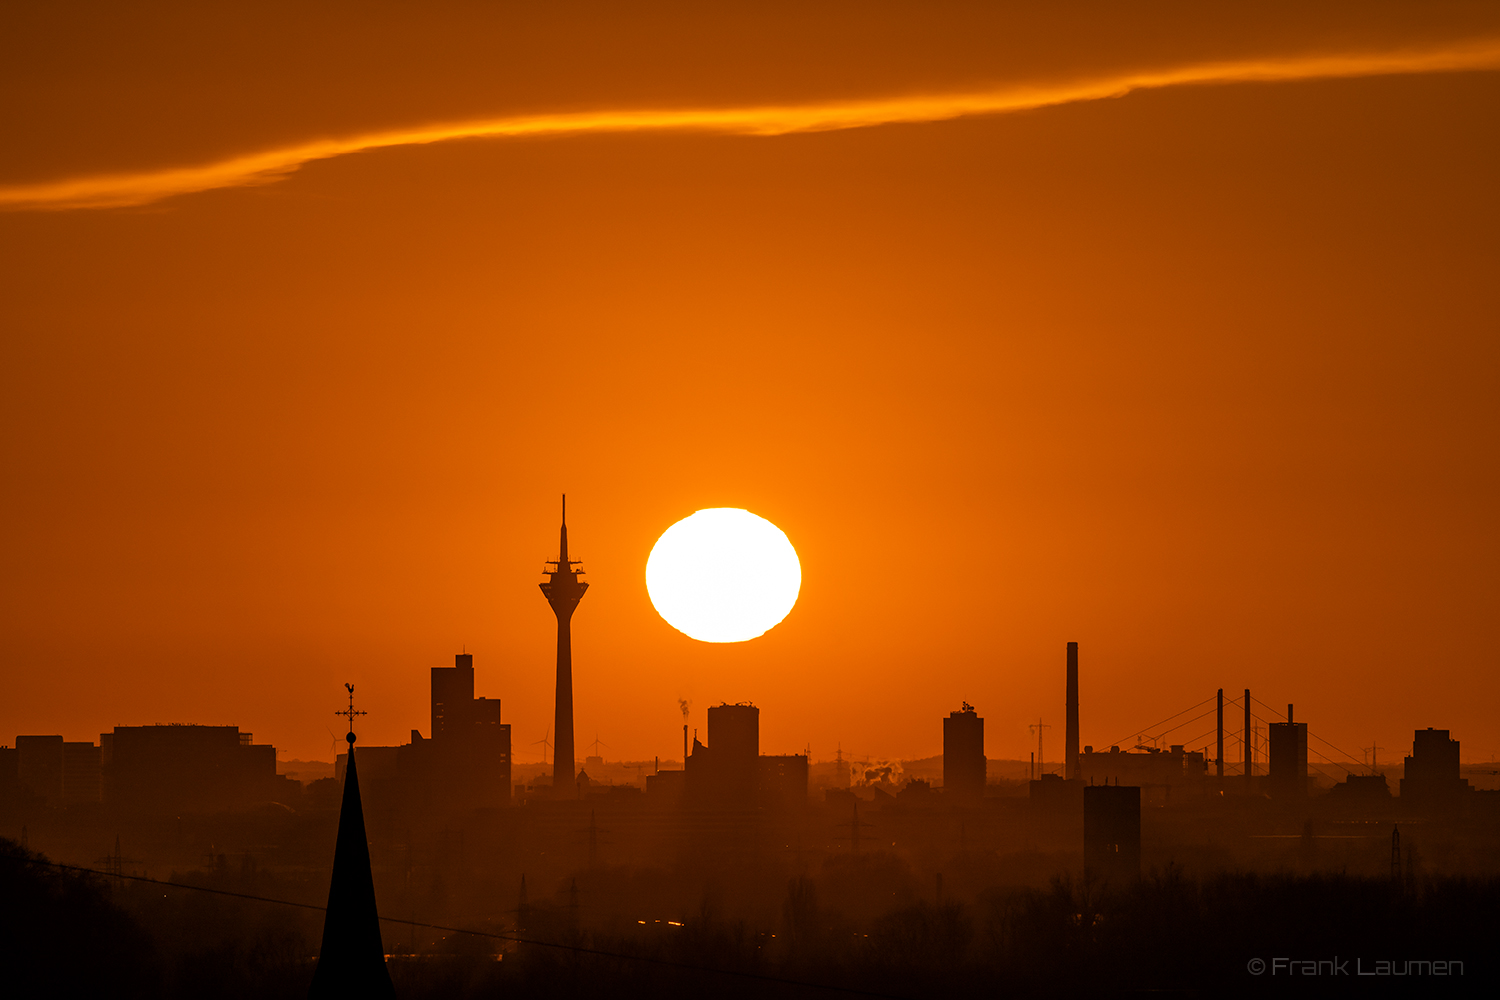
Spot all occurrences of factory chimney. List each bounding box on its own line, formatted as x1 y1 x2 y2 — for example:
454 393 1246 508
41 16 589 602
1065 642 1080 781
1243 688 1252 786
1216 689 1224 779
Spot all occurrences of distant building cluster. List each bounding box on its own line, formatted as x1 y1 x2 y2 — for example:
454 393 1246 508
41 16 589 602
1 506 1490 864
0 725 294 812
336 653 512 815
644 703 808 811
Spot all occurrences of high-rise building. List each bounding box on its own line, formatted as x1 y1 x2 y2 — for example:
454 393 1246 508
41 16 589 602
1084 784 1141 884
682 702 807 810
431 652 476 741
337 652 512 811
0 746 18 802
1400 728 1471 811
943 704 985 802
1267 704 1308 799
539 496 587 793
687 703 760 808
427 652 511 808
62 742 101 804
16 735 64 804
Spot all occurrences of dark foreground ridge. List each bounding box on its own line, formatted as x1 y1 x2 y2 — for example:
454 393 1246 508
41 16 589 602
4 836 1495 998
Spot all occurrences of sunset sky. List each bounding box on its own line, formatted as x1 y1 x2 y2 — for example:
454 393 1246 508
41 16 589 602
3 2 1497 770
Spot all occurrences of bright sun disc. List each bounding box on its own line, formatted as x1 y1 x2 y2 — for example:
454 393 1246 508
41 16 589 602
646 508 802 643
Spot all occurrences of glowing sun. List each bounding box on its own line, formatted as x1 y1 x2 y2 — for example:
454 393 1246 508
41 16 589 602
646 508 802 643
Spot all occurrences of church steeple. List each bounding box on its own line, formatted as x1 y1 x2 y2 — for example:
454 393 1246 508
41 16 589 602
309 685 395 999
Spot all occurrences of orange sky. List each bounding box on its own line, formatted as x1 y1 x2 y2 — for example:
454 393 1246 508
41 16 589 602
2 2 1498 769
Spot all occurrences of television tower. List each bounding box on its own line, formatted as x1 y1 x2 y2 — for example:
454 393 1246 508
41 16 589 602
540 495 588 794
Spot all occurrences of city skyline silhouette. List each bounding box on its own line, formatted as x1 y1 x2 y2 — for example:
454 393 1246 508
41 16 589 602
6 6 1500 770
3 3 1499 994
3 501 1496 996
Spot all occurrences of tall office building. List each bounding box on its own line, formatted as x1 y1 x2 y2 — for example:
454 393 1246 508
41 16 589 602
1084 784 1141 884
943 703 986 803
681 702 807 810
539 496 587 793
686 703 759 808
16 735 64 804
422 652 512 808
61 742 101 804
1267 704 1308 799
1400 728 1471 811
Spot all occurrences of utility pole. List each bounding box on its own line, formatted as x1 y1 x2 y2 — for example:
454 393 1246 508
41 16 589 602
1029 719 1052 776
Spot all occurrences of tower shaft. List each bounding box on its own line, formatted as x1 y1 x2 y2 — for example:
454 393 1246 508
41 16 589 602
553 609 576 792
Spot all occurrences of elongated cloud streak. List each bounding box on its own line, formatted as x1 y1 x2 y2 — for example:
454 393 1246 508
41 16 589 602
5 41 1499 211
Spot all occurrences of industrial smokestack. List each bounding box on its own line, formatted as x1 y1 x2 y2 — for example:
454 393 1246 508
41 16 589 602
1066 642 1080 781
1244 688 1252 785
1216 689 1224 779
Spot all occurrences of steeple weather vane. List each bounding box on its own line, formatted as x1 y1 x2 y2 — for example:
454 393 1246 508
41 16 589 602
336 683 367 745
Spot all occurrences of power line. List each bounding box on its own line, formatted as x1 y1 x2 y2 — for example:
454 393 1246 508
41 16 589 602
13 857 909 999
1244 701 1359 775
1148 704 1222 743
1104 695 1217 750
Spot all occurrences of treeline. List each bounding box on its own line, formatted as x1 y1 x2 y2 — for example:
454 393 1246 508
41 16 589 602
452 868 1497 998
3 836 1493 998
0 837 314 999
